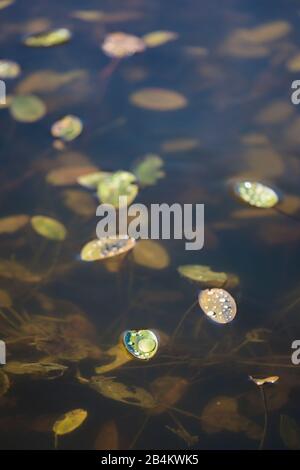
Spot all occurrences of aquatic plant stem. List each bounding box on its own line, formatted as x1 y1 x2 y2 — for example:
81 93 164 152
170 299 198 345
259 386 268 450
129 415 150 449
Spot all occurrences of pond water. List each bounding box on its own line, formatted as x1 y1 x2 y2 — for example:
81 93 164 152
1 0 300 450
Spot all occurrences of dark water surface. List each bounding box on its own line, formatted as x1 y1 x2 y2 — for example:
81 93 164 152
1 0 300 450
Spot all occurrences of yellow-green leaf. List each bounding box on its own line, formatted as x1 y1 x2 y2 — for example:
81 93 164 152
9 95 46 122
31 216 67 241
53 409 87 437
23 28 72 47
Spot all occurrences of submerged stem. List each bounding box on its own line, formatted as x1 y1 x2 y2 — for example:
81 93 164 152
259 386 268 450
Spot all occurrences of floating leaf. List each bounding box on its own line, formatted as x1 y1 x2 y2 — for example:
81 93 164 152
95 420 119 450
90 376 156 408
4 362 68 379
287 53 300 72
51 115 83 142
95 342 132 374
280 415 300 450
23 28 72 47
0 289 12 307
62 190 96 217
130 88 187 111
161 138 199 154
178 265 227 287
97 171 138 207
233 181 279 209
9 95 46 122
0 370 10 397
150 376 188 415
101 32 145 58
123 329 159 360
249 376 279 386
142 31 178 48
198 288 237 324
46 165 98 186
133 154 165 187
201 396 261 439
53 409 87 439
77 171 110 189
0 60 20 79
133 240 170 270
0 214 29 234
31 216 67 241
0 0 14 10
80 236 136 262
16 69 86 94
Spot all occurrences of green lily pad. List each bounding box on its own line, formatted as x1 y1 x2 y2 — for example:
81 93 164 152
133 154 165 187
31 216 67 241
51 115 83 142
178 265 228 287
9 95 46 122
233 180 279 208
77 171 111 189
0 60 21 79
97 171 138 207
23 28 72 47
80 236 136 261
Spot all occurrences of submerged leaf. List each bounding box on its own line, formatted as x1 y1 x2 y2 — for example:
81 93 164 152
81 237 136 262
23 28 72 47
51 115 83 142
9 95 46 122
62 190 96 217
90 376 156 408
198 288 237 324
53 409 87 437
280 415 300 450
0 214 29 234
130 88 187 111
97 171 138 207
77 171 110 189
101 32 145 58
0 289 12 307
133 240 170 270
0 259 42 283
249 375 279 386
0 370 10 397
95 420 119 450
150 376 188 414
133 154 165 187
95 342 132 374
4 361 68 379
31 216 67 241
46 165 98 186
16 69 86 94
0 60 20 79
178 265 227 287
142 31 178 48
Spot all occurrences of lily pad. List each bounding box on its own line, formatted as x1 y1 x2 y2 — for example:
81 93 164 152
0 214 29 234
101 32 145 58
51 115 83 142
0 0 14 10
77 171 110 189
249 375 279 386
233 180 279 208
133 154 165 187
31 216 67 241
95 342 132 374
23 28 72 47
46 165 98 186
123 329 159 360
0 60 21 79
97 171 138 207
53 409 87 437
80 236 136 262
62 190 96 217
142 31 178 48
198 288 237 324
133 240 170 270
130 88 187 111
9 95 46 122
178 265 228 287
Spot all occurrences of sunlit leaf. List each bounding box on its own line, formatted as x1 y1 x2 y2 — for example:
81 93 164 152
178 265 227 287
0 0 14 10
123 329 159 360
0 289 12 307
249 375 279 386
133 154 165 187
95 342 132 374
23 28 72 47
150 376 188 415
133 240 170 270
80 236 136 262
280 415 300 450
4 361 68 379
0 370 9 397
0 214 29 234
97 171 138 207
46 165 98 186
101 32 145 58
130 88 187 111
233 181 279 208
198 288 237 324
9 95 46 122
201 396 261 439
77 171 110 189
90 376 156 408
51 115 83 142
53 409 87 437
0 60 20 79
95 420 119 450
31 215 67 241
62 190 96 217
142 31 178 48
